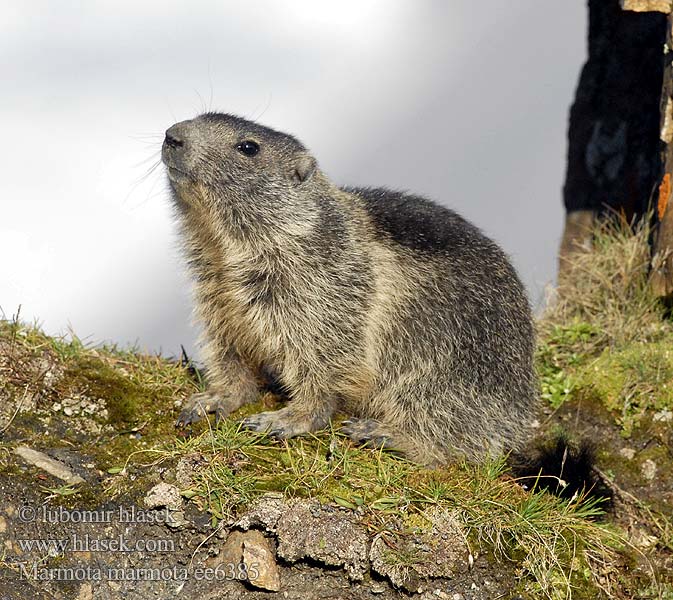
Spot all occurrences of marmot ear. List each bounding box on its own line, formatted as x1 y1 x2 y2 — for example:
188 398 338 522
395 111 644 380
290 153 317 185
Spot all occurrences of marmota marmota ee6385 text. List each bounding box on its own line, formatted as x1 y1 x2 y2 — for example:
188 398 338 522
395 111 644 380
161 112 537 465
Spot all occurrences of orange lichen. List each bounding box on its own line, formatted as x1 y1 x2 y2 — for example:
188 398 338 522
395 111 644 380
658 173 671 221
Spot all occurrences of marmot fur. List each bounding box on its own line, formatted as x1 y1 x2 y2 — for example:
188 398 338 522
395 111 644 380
162 112 537 465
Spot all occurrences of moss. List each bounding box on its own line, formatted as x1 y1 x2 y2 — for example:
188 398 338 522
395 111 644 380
64 357 144 425
580 338 673 436
0 320 202 509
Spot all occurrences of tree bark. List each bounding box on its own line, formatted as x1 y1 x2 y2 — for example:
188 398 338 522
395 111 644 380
650 11 673 297
560 0 666 278
621 0 671 12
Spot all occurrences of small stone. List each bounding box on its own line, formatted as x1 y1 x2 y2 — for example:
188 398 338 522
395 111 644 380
175 453 208 488
165 510 189 529
653 409 673 422
63 407 74 416
619 447 636 460
213 530 281 592
144 482 182 510
14 446 85 484
52 402 62 412
211 530 246 568
235 493 286 532
631 526 659 549
641 459 657 481
243 531 281 592
76 582 93 600
370 583 387 594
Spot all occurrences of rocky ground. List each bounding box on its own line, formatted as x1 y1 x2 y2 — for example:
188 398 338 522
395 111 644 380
0 324 523 600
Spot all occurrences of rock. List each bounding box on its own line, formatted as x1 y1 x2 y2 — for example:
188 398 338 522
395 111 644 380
144 482 182 510
235 493 286 532
619 447 636 460
243 530 282 592
13 446 85 485
213 530 248 567
174 452 208 488
275 500 369 580
641 459 657 481
213 529 281 591
653 408 673 422
369 508 465 593
631 527 659 549
76 582 93 600
165 509 189 529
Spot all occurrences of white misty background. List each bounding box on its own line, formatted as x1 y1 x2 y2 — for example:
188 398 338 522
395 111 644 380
0 0 586 356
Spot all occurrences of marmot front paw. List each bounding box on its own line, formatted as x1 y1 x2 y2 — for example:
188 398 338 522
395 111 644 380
176 391 235 427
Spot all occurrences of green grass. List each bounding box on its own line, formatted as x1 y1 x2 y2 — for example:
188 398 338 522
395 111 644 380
535 216 673 443
0 316 198 468
536 320 599 409
0 316 621 597
128 418 618 599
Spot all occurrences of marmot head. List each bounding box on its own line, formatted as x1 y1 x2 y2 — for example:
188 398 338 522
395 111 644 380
161 113 318 209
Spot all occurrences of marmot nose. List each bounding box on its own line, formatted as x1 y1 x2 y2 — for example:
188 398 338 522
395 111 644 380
164 128 184 150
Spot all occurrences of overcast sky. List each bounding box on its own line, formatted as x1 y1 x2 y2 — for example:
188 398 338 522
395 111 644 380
0 1 586 357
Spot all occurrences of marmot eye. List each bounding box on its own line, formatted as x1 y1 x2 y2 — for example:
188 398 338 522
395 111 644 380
237 140 260 157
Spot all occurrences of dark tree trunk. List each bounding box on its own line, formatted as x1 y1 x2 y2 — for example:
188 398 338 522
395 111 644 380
651 9 673 296
559 0 666 277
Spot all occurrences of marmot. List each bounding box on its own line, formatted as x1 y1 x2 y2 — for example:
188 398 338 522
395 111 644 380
162 112 537 465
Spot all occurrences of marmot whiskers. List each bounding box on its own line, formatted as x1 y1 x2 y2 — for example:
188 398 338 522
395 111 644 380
162 112 537 465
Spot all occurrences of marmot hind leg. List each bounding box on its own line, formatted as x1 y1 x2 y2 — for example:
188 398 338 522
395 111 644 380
242 404 326 438
341 417 445 466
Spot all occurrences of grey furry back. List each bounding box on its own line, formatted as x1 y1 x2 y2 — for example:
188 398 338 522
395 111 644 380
346 187 537 461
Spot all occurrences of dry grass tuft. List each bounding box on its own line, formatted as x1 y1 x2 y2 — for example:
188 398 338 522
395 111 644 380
543 215 668 351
